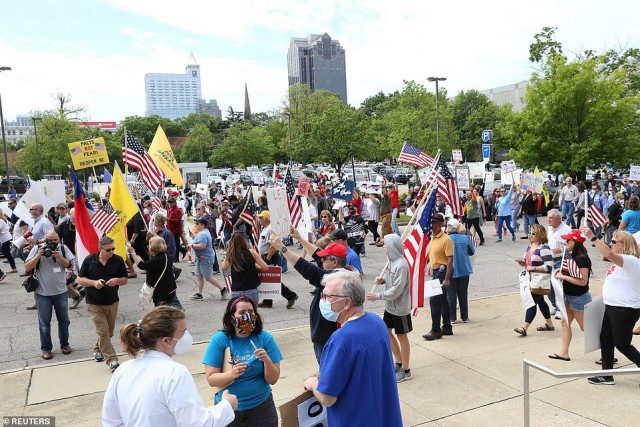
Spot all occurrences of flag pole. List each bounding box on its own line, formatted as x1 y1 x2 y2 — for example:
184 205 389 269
123 126 129 177
114 161 147 231
91 166 103 201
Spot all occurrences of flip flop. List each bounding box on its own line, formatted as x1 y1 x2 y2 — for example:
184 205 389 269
514 327 527 336
548 354 570 361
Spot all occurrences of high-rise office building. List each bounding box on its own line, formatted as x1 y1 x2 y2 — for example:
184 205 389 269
287 33 347 103
145 53 221 120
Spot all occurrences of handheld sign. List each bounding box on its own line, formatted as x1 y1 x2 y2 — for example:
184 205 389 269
630 165 640 181
454 166 470 190
68 137 110 170
330 179 355 201
452 149 463 162
297 176 311 197
265 188 291 235
500 160 517 175
257 266 283 300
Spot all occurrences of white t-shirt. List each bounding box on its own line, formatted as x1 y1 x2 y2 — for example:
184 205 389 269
603 254 640 308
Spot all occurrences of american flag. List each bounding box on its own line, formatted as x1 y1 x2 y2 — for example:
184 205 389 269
151 196 162 214
398 141 435 168
403 187 438 316
122 130 164 192
223 269 232 292
561 250 582 279
90 201 119 234
468 233 479 248
240 187 261 246
587 200 608 228
435 157 463 217
285 169 302 228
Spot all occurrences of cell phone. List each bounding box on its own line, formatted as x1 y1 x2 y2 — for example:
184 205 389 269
515 259 526 267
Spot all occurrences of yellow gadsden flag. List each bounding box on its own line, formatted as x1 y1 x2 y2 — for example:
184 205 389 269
535 167 550 206
108 162 139 259
148 125 184 187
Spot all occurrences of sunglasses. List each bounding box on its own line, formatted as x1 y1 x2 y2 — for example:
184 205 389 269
529 232 536 236
102 247 115 252
611 239 618 244
321 216 329 218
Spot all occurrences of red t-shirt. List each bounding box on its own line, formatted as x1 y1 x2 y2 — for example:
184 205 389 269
389 190 399 209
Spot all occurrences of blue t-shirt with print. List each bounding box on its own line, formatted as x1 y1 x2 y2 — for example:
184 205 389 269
203 330 283 411
193 230 215 262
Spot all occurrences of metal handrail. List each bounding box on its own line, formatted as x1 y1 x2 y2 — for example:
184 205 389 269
523 359 640 426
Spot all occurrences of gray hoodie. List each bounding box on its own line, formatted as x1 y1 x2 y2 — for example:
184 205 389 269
378 234 411 316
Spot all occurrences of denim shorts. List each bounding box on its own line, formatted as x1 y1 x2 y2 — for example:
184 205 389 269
195 257 214 280
564 291 592 312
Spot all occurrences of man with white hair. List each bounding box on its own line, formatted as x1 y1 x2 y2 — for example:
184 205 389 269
303 271 402 427
560 177 579 228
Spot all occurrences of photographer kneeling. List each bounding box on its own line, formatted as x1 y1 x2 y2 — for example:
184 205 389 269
24 231 75 361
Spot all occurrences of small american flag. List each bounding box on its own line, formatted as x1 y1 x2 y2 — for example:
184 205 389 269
223 269 232 292
587 201 607 228
285 169 301 228
403 187 438 316
561 250 582 279
398 141 435 168
151 196 162 214
436 158 463 217
123 130 164 192
468 233 479 248
240 187 261 246
90 201 119 234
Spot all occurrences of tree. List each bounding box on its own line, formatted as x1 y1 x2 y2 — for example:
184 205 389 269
210 121 274 167
116 115 185 147
179 123 215 164
51 92 86 120
505 54 640 178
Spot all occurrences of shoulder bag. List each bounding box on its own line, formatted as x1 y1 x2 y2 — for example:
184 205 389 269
139 254 168 304
22 259 41 293
529 271 551 295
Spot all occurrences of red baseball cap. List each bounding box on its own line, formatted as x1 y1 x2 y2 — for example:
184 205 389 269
316 242 347 259
560 229 586 243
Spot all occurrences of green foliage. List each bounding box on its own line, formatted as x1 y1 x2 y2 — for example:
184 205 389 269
529 26 564 63
210 121 274 167
116 115 185 146
179 124 215 164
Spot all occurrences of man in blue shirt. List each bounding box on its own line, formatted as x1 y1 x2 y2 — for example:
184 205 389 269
303 271 402 427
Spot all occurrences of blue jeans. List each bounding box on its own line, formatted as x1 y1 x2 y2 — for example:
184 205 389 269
497 215 515 239
562 201 576 228
36 292 70 352
430 268 451 332
523 214 537 235
391 208 401 235
170 294 183 309
230 289 259 305
447 276 469 322
511 208 520 231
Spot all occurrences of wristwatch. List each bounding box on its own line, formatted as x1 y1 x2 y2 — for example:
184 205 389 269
281 247 288 253
591 236 598 242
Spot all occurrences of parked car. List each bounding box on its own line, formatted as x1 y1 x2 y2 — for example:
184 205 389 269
0 176 28 195
393 168 411 184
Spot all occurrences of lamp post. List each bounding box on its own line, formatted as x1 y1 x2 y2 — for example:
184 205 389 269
427 76 446 145
32 117 42 179
0 66 12 178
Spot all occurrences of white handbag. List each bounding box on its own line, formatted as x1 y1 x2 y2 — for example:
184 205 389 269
139 254 168 304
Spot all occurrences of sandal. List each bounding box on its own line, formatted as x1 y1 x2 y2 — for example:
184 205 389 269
514 327 527 336
536 324 555 331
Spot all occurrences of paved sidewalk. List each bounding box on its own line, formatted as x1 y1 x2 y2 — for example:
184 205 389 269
2 278 638 426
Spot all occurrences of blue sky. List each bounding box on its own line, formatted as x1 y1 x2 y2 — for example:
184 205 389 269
1 0 639 122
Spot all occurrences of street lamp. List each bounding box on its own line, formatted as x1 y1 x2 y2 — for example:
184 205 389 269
32 117 42 179
427 76 446 145
0 66 12 178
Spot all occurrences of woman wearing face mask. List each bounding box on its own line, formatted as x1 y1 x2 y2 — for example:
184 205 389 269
103 306 237 427
203 296 282 427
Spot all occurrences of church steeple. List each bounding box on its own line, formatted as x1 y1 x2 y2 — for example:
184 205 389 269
244 83 251 121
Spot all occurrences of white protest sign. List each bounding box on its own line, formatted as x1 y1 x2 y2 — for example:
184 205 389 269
14 186 56 227
0 202 11 217
297 395 328 427
519 271 536 310
485 172 495 184
584 296 605 353
452 149 463 162
424 278 443 298
630 165 640 181
501 169 522 187
31 180 66 204
252 172 264 185
265 188 291 235
215 218 223 234
195 183 208 195
500 160 517 175
550 273 568 321
455 166 470 190
297 196 313 237
467 162 486 179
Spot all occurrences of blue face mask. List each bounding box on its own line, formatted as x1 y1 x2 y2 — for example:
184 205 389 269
319 299 344 322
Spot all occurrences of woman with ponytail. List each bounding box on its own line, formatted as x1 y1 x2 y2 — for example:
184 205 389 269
103 306 237 426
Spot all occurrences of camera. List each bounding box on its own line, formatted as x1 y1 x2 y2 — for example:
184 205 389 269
42 241 59 257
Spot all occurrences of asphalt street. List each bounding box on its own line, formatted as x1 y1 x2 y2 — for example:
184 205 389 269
0 218 612 372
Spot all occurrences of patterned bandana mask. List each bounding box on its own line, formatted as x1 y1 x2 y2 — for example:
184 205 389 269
234 312 257 335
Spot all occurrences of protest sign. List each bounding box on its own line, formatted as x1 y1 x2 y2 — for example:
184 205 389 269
252 171 264 185
630 165 640 181
551 274 568 321
31 180 66 204
523 173 545 193
68 137 110 170
500 160 517 175
455 166 470 190
424 278 443 298
265 187 291 235
485 172 495 184
195 183 208 195
501 169 522 187
452 149 463 162
467 162 486 179
279 391 328 427
298 196 313 237
519 271 536 310
584 297 605 353
14 185 55 227
297 176 311 197
257 266 284 301
330 179 355 201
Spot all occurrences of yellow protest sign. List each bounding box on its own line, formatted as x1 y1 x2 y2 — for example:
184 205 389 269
68 137 110 170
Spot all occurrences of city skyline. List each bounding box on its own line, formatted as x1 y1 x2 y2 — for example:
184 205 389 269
1 0 639 121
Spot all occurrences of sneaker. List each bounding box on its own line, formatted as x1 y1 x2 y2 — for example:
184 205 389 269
512 236 516 242
396 369 407 383
173 267 182 281
549 306 557 315
191 293 203 301
400 369 412 382
70 294 84 309
109 361 120 373
496 239 502 243
588 376 615 385
0 272 6 282
212 270 221 275
220 288 228 300
555 313 562 320
286 294 299 309
26 304 37 310
394 362 402 373
94 351 104 362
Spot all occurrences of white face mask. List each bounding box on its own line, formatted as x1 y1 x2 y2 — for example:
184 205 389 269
171 330 193 355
